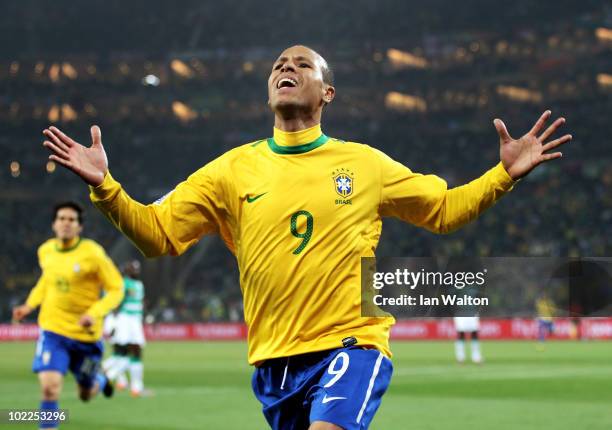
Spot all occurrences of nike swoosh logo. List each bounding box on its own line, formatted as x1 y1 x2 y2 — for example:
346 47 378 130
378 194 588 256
246 193 267 203
322 395 347 404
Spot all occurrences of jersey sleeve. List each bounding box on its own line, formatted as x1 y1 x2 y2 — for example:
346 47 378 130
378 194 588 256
25 277 46 309
25 245 48 308
372 147 515 234
84 247 125 319
89 155 232 257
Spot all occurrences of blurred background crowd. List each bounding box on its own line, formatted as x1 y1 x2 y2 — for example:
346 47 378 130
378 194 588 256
1 0 610 322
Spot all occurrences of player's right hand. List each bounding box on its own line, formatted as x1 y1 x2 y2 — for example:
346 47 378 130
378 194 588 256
79 314 95 328
43 125 108 187
12 304 33 322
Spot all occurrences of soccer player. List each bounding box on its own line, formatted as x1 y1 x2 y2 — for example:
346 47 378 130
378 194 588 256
101 310 129 389
535 293 556 349
12 202 124 429
41 45 572 430
453 317 483 364
102 260 147 396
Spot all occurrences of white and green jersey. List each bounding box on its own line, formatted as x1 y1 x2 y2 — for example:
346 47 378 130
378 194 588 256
118 277 144 316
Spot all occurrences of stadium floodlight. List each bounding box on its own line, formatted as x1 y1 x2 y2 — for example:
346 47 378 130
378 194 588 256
142 74 160 86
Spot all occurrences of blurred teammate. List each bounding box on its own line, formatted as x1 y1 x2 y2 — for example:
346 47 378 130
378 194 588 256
453 317 483 364
102 260 147 396
12 202 123 429
42 45 572 430
536 293 556 349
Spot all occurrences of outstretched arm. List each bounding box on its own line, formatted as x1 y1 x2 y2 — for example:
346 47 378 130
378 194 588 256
43 126 176 256
43 126 226 257
379 110 572 233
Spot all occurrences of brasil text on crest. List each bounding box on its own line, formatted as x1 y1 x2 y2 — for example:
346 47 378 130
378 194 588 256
332 168 354 205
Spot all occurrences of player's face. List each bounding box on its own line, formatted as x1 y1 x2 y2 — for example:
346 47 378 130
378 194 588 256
52 207 82 241
268 46 331 114
127 261 141 277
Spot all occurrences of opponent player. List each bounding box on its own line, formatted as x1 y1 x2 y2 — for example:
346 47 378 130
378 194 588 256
101 310 129 390
453 317 483 364
41 45 572 429
12 202 124 429
102 260 147 396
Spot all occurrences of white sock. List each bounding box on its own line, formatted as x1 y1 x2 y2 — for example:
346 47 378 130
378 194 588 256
455 340 466 362
471 341 482 363
129 360 144 393
106 356 130 381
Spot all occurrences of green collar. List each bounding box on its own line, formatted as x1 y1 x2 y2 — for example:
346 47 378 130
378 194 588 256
267 134 329 155
55 237 82 253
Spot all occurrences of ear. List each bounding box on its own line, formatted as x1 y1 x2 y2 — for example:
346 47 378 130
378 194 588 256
322 85 335 105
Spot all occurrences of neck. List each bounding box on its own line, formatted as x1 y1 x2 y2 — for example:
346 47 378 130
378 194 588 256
57 236 80 249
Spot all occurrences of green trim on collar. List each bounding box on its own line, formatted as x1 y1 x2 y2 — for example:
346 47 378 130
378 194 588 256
267 134 329 155
55 238 82 253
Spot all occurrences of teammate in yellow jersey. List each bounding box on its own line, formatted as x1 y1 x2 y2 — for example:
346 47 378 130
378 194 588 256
41 45 572 430
12 202 123 429
536 293 556 349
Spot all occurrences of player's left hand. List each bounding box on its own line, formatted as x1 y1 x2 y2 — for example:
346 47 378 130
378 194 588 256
495 110 572 180
79 314 95 328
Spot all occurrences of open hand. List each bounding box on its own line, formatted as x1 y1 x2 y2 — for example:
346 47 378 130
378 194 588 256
43 125 108 187
495 110 572 180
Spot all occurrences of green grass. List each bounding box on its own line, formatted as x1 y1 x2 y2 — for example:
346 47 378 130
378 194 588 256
1 341 611 429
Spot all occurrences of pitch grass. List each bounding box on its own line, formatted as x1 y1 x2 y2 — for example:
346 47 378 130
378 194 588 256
1 341 611 429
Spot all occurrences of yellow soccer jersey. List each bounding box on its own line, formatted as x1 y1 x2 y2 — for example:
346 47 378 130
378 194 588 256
536 297 555 321
25 237 124 342
90 124 515 364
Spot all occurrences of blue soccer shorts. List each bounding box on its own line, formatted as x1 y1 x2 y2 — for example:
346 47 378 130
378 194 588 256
252 346 393 430
32 330 104 389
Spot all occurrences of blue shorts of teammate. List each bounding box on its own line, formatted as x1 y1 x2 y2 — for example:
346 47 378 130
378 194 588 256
32 330 104 389
252 346 393 430
537 319 554 341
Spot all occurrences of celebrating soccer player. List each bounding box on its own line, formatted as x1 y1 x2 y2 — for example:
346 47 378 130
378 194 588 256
12 202 124 429
41 45 572 429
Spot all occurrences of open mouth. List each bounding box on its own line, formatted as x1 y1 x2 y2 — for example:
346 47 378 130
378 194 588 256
277 77 298 89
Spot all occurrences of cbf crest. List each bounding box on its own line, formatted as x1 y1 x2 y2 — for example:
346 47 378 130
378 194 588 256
332 168 354 205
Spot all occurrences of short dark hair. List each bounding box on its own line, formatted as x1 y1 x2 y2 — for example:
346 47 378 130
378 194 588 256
302 45 334 86
53 201 84 224
322 62 334 87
